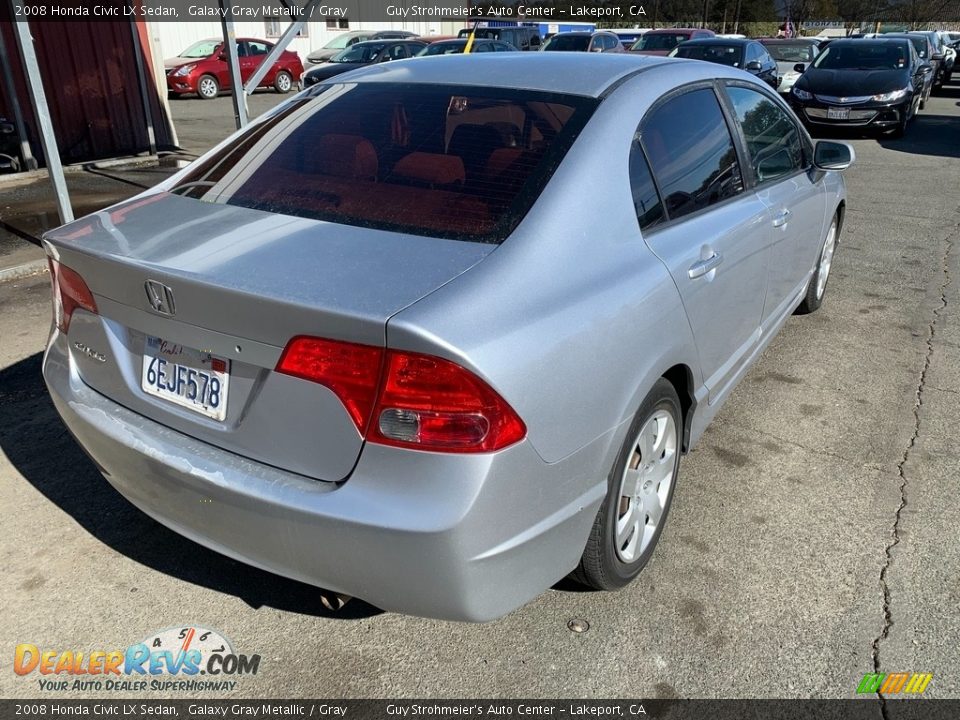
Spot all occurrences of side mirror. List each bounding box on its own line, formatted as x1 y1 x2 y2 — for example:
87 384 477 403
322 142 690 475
218 52 228 61
746 60 762 71
793 62 806 73
814 140 855 171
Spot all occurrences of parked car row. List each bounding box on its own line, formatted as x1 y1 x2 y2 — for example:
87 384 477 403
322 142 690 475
652 30 956 138
165 28 960 104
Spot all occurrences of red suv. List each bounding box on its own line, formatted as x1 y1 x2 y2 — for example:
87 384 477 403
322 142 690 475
165 38 304 99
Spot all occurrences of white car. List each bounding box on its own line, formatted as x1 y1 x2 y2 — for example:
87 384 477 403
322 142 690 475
759 38 821 94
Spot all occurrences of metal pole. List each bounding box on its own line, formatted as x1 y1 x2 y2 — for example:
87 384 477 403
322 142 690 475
10 11 73 223
128 16 157 156
219 0 248 130
243 0 321 95
0 26 37 170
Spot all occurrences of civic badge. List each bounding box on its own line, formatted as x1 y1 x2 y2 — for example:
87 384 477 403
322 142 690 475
144 280 176 316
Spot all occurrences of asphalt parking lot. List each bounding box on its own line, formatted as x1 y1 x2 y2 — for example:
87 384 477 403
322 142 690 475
1 80 959 700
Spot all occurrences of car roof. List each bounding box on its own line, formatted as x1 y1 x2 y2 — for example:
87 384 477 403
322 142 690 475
760 37 820 44
828 38 910 46
351 39 421 47
646 28 706 33
680 37 751 46
315 53 696 97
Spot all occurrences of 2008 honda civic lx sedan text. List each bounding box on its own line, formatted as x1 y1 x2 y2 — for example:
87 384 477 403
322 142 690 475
42 54 853 621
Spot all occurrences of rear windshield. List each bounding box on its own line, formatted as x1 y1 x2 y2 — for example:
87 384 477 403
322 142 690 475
632 33 689 51
169 83 597 243
421 41 467 55
674 44 742 66
331 43 386 63
542 35 591 51
763 43 817 62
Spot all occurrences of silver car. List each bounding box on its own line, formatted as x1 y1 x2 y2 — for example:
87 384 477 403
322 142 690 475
42 55 852 621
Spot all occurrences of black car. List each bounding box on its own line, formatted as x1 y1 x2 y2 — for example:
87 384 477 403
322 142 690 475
540 31 625 53
455 26 542 50
417 39 517 56
789 38 931 138
668 38 778 89
909 31 948 87
302 40 427 86
305 30 419 66
876 34 936 107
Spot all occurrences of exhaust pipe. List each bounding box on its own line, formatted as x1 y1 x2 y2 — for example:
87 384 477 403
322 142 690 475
319 590 352 612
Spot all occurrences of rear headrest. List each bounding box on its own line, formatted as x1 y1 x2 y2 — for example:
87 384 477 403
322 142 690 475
312 134 378 180
392 152 465 187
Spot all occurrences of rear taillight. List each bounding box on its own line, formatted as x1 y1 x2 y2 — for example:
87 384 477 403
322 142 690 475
48 258 97 333
275 336 383 431
275 337 526 453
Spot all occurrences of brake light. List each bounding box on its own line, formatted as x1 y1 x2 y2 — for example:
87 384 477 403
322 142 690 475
275 337 526 453
48 258 98 333
371 350 525 452
275 336 383 431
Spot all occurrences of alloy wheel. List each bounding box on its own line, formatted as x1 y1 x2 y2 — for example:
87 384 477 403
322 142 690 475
615 409 678 563
816 220 837 300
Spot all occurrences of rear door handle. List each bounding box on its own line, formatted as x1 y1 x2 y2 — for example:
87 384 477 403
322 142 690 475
772 209 791 228
688 252 723 279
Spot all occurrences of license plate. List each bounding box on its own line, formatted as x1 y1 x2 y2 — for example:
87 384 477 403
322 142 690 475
141 336 230 421
827 107 850 120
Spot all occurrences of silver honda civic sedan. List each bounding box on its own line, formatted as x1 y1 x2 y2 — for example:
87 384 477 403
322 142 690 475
42 54 852 621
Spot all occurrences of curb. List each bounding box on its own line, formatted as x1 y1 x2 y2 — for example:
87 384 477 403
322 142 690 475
0 259 48 283
0 154 164 190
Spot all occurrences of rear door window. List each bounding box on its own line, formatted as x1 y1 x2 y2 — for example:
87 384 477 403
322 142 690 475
640 88 744 221
170 84 597 243
629 139 665 231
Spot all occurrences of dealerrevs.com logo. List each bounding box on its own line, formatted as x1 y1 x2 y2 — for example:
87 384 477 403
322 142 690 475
14 626 261 692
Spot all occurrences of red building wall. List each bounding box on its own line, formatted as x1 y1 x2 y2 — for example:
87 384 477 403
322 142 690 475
0 19 175 166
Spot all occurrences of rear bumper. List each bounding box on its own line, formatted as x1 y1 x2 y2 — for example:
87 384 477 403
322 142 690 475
43 331 608 621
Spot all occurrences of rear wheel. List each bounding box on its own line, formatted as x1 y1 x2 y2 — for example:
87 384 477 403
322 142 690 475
274 70 293 94
197 75 219 100
797 213 838 314
572 378 681 590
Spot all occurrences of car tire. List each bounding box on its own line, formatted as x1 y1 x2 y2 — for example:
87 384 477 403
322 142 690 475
274 70 293 94
796 213 839 314
197 75 219 100
572 378 682 591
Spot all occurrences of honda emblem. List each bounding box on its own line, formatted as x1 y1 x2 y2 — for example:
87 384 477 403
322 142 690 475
144 280 176 316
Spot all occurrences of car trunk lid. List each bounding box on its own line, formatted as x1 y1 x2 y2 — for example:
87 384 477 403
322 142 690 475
43 192 494 481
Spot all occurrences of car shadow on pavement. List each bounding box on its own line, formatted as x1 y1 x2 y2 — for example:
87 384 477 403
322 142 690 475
876 112 960 158
0 352 383 621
